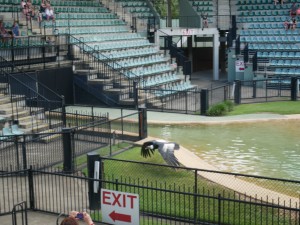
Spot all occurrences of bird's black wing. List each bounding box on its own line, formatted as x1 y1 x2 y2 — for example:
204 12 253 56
141 141 156 158
158 142 180 167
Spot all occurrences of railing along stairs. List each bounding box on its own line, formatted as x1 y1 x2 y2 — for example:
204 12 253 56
69 35 162 107
0 56 66 132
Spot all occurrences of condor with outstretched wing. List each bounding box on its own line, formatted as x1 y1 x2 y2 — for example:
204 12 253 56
141 140 180 167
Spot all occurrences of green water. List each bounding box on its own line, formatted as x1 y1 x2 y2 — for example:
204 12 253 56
148 120 300 180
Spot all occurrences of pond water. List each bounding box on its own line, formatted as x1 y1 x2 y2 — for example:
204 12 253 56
148 120 300 180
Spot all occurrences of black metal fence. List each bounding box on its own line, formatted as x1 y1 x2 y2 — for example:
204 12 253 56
208 77 300 105
140 87 201 114
0 109 142 172
0 34 69 70
1 158 299 224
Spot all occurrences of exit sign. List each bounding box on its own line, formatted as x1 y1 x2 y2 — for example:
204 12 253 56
101 189 140 225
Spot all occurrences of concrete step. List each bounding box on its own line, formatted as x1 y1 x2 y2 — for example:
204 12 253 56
17 115 34 124
22 122 50 133
146 99 165 108
37 129 61 143
0 95 26 105
88 78 113 85
0 108 29 118
74 69 98 75
119 98 146 106
0 83 7 90
104 87 130 94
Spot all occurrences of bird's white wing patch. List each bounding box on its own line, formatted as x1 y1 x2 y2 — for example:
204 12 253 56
158 143 180 167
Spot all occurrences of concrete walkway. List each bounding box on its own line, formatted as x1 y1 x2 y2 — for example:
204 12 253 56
67 105 300 124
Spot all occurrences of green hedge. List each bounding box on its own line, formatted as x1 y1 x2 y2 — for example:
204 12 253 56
206 100 234 116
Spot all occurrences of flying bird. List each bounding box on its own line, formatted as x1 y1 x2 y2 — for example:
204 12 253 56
141 140 180 167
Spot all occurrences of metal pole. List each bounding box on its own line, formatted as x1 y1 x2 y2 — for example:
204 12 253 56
62 127 74 173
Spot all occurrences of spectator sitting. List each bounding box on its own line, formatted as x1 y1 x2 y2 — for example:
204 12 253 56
12 21 20 37
44 4 55 21
40 0 47 13
0 21 12 44
274 0 278 5
290 3 297 18
60 211 94 225
23 4 35 21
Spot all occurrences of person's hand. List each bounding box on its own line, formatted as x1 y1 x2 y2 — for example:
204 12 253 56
83 212 93 225
69 211 79 218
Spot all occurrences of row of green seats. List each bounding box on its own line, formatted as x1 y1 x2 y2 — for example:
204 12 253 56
71 33 140 43
239 10 289 16
196 6 213 12
27 0 97 4
56 13 117 20
237 0 297 5
129 7 150 13
238 4 293 11
238 15 290 23
240 29 300 36
55 7 109 13
248 23 286 29
258 51 300 58
55 20 126 27
192 1 213 6
0 6 18 12
50 0 99 7
274 68 300 75
0 39 54 48
249 43 300 50
270 59 300 67
122 2 147 7
0 0 18 4
136 12 154 18
58 26 129 35
240 35 300 43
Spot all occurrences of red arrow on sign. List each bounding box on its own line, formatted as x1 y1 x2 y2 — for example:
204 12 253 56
109 210 132 223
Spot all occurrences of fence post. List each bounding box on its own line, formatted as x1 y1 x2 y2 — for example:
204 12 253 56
138 107 148 140
61 95 66 127
21 137 27 170
12 136 21 171
234 80 241 104
133 81 138 108
193 170 198 224
28 166 35 210
253 80 257 98
291 77 298 101
87 153 101 210
218 193 222 225
200 89 209 115
62 127 74 173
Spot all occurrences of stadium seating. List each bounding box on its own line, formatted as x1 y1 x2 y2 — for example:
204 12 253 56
237 0 300 78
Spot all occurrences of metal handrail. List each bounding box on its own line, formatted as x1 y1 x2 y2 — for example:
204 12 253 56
0 56 64 102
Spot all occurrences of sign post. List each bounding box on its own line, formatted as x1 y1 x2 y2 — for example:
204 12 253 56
101 189 139 225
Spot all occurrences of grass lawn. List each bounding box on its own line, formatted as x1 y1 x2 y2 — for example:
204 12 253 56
61 143 297 225
96 147 294 225
227 101 300 115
